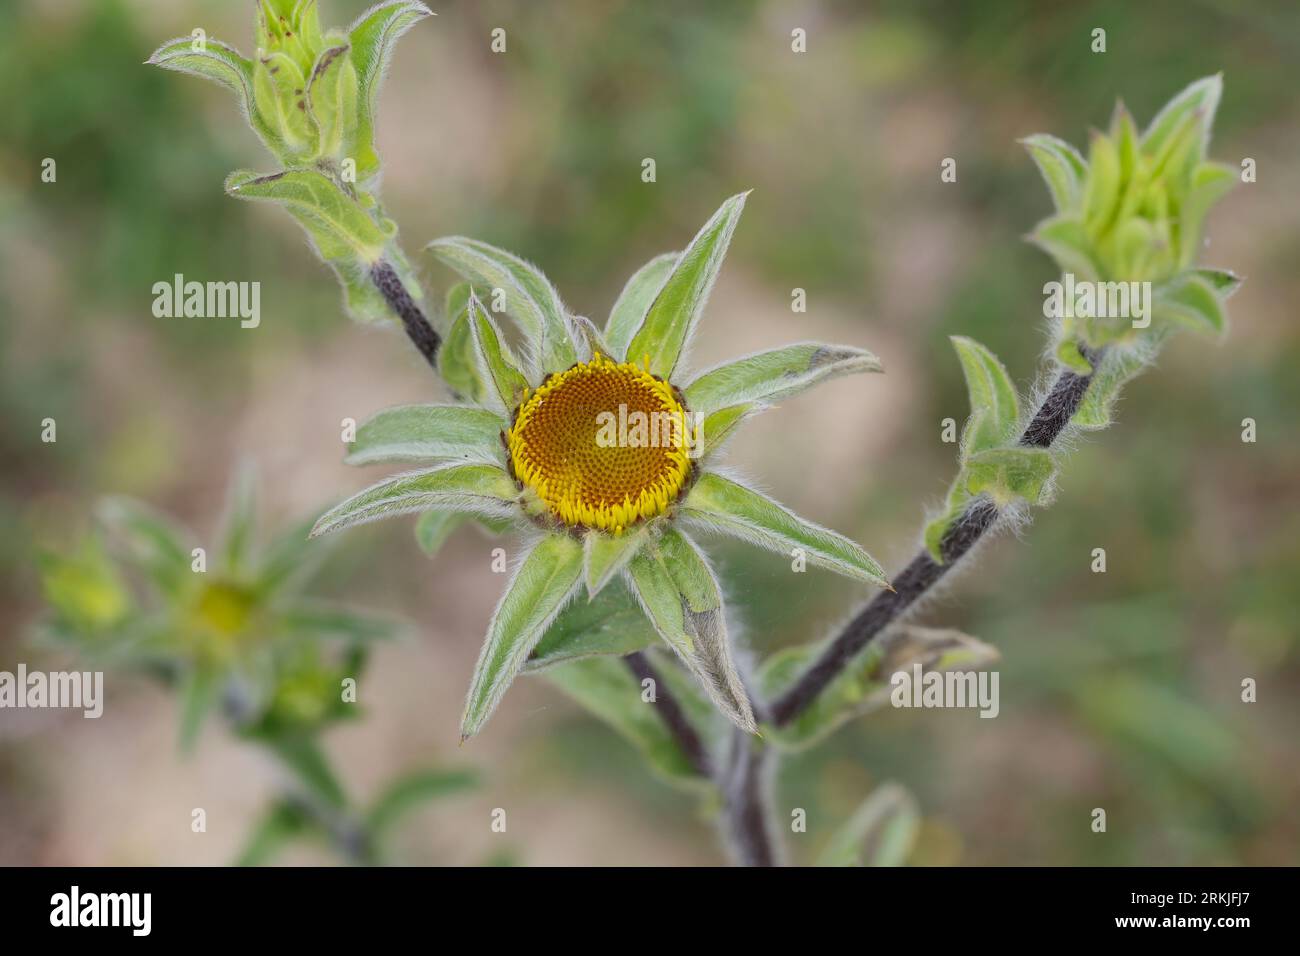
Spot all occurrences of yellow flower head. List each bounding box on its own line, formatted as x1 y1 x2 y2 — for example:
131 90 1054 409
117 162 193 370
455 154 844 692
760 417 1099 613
507 354 692 534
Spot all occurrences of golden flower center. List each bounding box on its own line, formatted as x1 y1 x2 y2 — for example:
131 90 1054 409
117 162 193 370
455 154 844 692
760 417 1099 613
507 355 694 533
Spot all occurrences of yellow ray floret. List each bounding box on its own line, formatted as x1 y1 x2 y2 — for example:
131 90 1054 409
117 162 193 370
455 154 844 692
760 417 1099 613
507 354 694 533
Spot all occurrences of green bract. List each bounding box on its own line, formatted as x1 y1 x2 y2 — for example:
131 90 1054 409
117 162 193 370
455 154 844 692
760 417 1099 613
149 1 432 321
313 194 891 744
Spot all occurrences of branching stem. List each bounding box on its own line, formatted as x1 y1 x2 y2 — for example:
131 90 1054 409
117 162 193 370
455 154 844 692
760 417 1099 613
769 345 1103 726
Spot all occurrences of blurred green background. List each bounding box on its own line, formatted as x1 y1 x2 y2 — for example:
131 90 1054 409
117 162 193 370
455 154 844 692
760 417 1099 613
2 0 1297 865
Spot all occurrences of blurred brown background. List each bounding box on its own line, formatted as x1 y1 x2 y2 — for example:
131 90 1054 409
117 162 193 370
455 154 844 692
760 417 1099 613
2 0 1298 865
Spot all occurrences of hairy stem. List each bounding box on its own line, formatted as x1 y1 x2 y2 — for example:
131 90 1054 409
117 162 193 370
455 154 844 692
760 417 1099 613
625 651 712 776
370 259 441 368
769 346 1103 726
719 728 781 866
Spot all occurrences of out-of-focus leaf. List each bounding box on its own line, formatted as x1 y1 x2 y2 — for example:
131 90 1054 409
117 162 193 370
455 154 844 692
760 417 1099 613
219 462 258 576
178 664 221 754
277 601 402 643
1153 273 1227 336
264 735 348 809
366 768 478 839
759 626 1000 750
97 497 190 598
234 799 314 867
541 655 707 788
816 782 921 867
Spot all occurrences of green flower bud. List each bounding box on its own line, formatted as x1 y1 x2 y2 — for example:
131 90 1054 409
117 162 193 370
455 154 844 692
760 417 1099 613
1026 75 1238 348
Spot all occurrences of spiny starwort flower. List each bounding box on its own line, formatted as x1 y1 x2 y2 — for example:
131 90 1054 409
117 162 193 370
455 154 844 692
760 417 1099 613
148 1 432 322
38 468 400 750
311 193 892 739
922 77 1241 562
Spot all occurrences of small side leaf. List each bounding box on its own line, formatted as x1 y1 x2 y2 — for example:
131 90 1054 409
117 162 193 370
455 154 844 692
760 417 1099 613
1072 345 1150 430
1153 273 1227 336
962 447 1057 507
225 168 388 262
760 626 999 750
950 336 1020 456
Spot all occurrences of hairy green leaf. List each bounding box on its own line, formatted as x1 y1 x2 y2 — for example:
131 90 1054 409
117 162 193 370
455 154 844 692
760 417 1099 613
625 193 747 377
962 447 1056 506
345 404 504 465
626 529 755 733
1021 134 1087 213
348 1 433 180
605 252 678 361
427 237 576 373
950 336 1020 457
684 342 881 415
311 463 518 538
467 293 531 415
226 168 387 261
682 473 888 587
461 535 584 739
